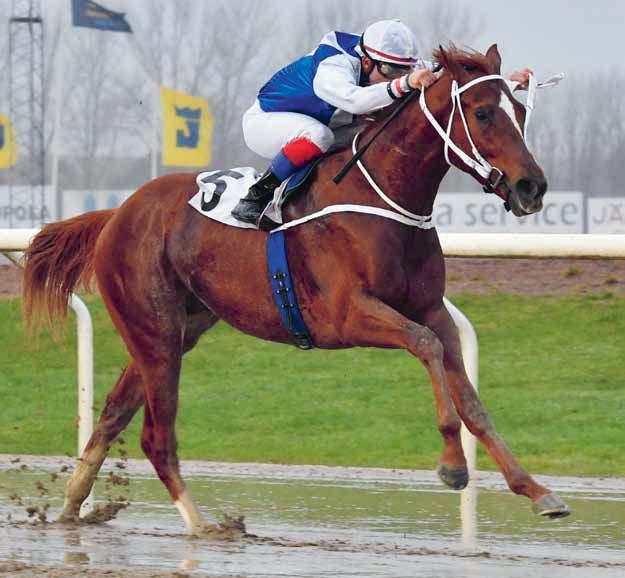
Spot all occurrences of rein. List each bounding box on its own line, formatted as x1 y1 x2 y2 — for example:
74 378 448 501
270 70 562 234
333 88 421 185
270 133 434 233
332 72 519 207
270 131 434 233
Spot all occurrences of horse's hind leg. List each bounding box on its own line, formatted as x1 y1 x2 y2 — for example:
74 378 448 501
141 300 230 536
58 298 218 524
59 362 144 522
105 278 224 534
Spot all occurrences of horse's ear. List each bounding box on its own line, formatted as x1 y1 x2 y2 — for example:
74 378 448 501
437 44 463 80
437 45 449 68
485 43 502 74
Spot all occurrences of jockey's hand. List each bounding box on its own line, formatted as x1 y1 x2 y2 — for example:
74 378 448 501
507 68 533 90
408 68 438 90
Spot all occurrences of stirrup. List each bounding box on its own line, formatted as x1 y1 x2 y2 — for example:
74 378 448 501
257 213 281 231
231 197 267 225
245 169 282 202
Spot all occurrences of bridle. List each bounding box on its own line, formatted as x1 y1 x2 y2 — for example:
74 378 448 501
419 73 537 209
334 70 540 209
290 68 562 235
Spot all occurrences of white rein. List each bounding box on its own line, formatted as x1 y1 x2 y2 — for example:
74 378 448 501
270 71 563 234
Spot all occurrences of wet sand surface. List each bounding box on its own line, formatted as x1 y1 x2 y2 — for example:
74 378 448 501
1 457 624 577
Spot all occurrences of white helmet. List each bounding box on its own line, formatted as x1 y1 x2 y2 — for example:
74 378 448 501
361 19 418 65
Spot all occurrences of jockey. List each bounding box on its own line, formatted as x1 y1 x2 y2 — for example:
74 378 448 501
231 19 438 228
231 19 533 229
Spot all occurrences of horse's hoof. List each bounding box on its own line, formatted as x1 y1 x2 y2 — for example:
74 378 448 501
192 515 247 541
532 493 571 519
81 501 128 524
436 463 469 490
56 511 81 525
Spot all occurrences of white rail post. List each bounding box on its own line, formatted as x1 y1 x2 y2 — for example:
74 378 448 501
71 294 95 515
443 297 479 549
0 229 95 514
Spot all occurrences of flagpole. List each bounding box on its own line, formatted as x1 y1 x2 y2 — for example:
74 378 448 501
151 85 159 180
50 0 68 221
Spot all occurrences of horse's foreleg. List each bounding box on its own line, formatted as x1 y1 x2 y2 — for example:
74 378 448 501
59 362 144 522
424 304 570 518
342 294 466 486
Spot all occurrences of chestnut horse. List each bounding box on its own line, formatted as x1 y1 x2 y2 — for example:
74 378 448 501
23 45 569 536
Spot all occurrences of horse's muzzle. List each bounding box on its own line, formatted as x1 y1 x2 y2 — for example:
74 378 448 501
507 177 548 216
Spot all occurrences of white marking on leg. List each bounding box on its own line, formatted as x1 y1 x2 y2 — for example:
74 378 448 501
500 93 523 136
174 489 204 531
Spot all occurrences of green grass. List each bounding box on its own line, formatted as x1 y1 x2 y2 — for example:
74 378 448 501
1 293 624 477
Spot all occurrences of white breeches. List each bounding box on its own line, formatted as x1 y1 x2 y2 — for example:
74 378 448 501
242 100 335 160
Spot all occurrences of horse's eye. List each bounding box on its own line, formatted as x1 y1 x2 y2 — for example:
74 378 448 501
475 108 490 123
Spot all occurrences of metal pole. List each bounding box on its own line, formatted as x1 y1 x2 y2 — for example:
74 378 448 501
443 296 478 549
70 294 94 515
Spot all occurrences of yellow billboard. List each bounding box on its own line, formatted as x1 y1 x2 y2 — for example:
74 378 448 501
0 114 17 169
160 87 212 167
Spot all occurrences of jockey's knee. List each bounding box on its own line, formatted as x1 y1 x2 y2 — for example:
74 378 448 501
283 128 333 167
302 124 334 153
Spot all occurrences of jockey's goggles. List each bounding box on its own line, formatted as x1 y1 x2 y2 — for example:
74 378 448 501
375 60 411 79
359 36 412 79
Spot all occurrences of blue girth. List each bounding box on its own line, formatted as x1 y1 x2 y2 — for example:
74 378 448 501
266 230 314 350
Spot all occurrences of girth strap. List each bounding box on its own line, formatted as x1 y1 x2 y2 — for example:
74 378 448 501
267 230 314 350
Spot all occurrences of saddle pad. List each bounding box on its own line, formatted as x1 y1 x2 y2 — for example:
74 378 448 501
190 164 314 229
188 167 261 229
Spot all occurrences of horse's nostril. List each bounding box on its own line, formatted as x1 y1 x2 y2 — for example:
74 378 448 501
516 178 545 200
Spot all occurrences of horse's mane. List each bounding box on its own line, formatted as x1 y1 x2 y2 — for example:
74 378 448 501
432 44 492 75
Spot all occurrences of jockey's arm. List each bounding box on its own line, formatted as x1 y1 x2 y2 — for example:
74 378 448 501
313 56 395 116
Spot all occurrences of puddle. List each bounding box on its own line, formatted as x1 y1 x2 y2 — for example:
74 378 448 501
1 458 624 577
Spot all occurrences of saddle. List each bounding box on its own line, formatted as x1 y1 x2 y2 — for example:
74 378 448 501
259 121 368 229
188 121 368 230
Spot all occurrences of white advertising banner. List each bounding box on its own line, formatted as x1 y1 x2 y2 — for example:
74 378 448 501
0 186 56 228
433 191 584 233
62 189 133 219
587 198 625 234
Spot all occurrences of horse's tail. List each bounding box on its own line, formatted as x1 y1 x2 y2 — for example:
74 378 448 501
23 209 116 331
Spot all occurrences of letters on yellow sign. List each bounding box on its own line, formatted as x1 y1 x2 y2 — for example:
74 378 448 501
160 87 212 167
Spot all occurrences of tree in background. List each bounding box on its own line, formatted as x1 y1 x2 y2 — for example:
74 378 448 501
126 0 278 170
60 30 136 189
1 0 624 198
529 69 625 196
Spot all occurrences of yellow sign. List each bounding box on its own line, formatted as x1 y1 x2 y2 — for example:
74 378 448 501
0 114 17 169
160 87 212 167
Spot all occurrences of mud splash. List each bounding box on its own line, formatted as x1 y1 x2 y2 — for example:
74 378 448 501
80 500 128 524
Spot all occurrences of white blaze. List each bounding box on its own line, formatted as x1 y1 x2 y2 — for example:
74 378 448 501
499 92 523 136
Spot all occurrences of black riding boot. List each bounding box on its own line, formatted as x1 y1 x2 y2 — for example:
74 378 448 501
231 169 282 226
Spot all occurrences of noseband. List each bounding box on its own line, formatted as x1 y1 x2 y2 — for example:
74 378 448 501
420 73 521 207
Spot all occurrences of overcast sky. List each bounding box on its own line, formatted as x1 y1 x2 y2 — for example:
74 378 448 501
457 0 625 76
36 0 625 78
